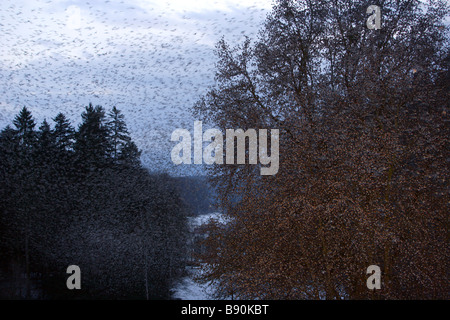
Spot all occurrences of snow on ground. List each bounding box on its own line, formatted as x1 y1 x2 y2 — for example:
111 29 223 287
172 212 228 300
171 266 215 300
187 212 229 230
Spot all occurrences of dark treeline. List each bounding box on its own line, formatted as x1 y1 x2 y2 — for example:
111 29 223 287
0 104 188 299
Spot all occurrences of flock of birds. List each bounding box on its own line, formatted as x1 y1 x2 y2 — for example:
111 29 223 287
0 0 270 174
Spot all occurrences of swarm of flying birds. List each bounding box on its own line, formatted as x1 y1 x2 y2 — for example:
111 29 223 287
0 0 271 174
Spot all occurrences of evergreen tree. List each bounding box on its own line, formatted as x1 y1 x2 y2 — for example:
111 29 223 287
2 108 38 298
0 125 19 169
0 126 20 269
13 106 35 150
118 140 141 167
107 106 130 161
74 103 111 169
53 113 75 153
35 120 56 157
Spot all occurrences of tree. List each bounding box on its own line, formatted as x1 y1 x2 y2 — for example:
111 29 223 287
195 0 449 299
53 113 75 153
108 106 130 161
34 119 56 161
118 140 141 167
2 108 39 298
0 126 20 270
74 103 111 169
13 106 35 150
107 106 142 166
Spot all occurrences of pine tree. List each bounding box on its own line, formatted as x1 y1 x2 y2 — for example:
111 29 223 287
4 107 38 298
107 106 130 161
0 126 20 269
74 103 111 169
13 106 35 150
118 140 141 167
0 125 19 168
36 120 55 156
53 113 75 153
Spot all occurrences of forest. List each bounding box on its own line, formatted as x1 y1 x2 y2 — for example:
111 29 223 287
0 104 189 299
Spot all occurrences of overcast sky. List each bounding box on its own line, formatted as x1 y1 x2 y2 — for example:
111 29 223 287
0 0 273 174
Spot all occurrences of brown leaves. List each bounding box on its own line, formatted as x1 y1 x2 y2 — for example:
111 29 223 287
194 0 449 300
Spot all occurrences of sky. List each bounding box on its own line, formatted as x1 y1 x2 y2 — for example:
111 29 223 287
0 0 274 175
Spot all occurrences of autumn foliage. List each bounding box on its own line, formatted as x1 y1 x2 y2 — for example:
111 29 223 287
194 0 449 299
